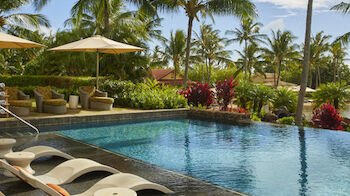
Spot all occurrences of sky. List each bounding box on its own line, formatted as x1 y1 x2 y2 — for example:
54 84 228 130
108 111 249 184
16 0 350 60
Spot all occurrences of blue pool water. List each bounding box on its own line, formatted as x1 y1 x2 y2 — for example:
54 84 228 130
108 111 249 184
58 119 350 196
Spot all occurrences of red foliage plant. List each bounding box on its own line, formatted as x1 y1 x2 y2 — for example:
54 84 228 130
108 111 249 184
216 77 238 111
228 107 249 114
311 103 344 131
182 83 213 107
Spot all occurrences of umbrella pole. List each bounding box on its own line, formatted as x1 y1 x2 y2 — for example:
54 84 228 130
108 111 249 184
96 52 99 89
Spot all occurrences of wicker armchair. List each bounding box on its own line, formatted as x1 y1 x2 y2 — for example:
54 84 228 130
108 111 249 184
34 86 67 114
79 86 114 110
6 87 32 116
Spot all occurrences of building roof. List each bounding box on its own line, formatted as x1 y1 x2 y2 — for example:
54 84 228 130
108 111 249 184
150 69 174 80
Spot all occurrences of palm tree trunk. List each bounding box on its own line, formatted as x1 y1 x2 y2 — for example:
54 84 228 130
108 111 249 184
296 0 313 126
276 60 282 87
333 60 337 82
103 0 109 33
174 62 177 86
309 67 313 88
207 58 212 83
244 40 248 80
183 16 194 87
317 65 321 87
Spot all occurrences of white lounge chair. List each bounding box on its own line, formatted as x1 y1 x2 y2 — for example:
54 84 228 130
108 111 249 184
22 145 74 160
18 168 174 196
0 158 119 184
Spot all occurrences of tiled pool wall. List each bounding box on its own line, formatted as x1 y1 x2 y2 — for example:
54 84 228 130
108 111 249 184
0 108 252 131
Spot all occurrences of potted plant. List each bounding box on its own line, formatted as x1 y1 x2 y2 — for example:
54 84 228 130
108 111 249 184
69 90 79 109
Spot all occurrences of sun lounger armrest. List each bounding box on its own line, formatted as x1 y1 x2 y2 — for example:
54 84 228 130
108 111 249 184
79 87 89 109
51 90 64 99
34 89 43 112
95 89 107 97
18 90 30 100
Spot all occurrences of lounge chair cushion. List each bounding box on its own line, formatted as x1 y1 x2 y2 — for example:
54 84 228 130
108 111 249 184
6 87 18 100
37 86 52 99
46 184 70 196
89 97 114 104
81 86 95 97
8 100 32 108
43 99 67 106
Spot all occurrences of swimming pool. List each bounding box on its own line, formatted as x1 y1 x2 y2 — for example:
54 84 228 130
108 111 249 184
58 118 350 196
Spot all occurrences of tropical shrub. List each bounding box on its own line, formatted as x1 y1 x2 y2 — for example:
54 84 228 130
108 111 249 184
182 83 213 107
236 107 249 114
100 80 187 110
272 87 298 113
251 84 275 113
250 113 261 121
234 80 253 110
279 117 295 125
311 103 344 131
216 77 238 111
312 82 350 110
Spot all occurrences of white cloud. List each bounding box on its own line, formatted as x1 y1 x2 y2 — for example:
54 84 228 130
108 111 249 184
261 19 285 32
254 0 342 9
39 26 57 36
274 10 297 18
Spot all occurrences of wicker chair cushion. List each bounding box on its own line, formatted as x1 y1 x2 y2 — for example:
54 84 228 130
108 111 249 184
89 97 114 104
81 86 95 97
6 87 18 100
8 100 32 108
43 99 67 106
37 86 52 99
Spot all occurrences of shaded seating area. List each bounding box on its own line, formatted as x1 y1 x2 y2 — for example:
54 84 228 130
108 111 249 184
6 87 32 116
79 86 114 110
34 86 67 114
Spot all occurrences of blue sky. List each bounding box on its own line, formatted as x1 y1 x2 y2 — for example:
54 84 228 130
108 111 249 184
17 0 350 59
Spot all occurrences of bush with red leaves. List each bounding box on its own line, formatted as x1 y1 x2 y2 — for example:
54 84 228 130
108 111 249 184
216 77 238 111
236 107 249 114
311 103 344 131
182 83 213 107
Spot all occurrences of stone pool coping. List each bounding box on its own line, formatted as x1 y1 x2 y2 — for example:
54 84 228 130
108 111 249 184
0 133 247 196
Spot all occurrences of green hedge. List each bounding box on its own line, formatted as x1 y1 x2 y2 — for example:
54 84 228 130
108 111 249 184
100 80 187 109
0 75 102 89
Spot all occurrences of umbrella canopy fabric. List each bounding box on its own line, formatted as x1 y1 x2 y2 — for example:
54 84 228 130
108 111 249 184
49 35 144 89
0 31 44 48
48 35 144 53
288 85 315 93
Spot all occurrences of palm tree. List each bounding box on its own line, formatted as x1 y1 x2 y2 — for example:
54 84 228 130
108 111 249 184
193 24 232 83
226 18 266 79
0 0 50 31
330 42 347 82
127 0 256 86
331 2 350 44
262 30 298 87
308 31 330 88
161 30 186 85
71 0 122 34
235 43 265 80
295 0 313 126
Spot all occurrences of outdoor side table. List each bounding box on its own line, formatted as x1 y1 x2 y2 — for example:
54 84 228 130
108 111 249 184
0 138 16 159
4 152 35 176
93 188 137 196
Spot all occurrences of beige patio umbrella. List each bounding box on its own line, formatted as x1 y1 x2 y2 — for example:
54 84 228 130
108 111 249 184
48 35 144 89
0 31 44 48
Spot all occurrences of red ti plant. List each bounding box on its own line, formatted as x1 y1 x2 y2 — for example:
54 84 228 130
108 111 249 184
216 77 238 111
236 107 249 114
311 103 344 131
182 83 213 108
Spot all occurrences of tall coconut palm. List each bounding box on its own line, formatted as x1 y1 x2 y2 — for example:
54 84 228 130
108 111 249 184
193 24 232 83
0 0 50 31
308 31 330 88
331 2 350 44
128 0 256 87
262 30 298 87
330 42 347 82
235 43 264 80
226 18 266 79
295 0 313 126
161 30 186 85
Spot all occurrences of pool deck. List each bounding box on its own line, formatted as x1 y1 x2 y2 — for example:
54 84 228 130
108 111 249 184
0 133 245 196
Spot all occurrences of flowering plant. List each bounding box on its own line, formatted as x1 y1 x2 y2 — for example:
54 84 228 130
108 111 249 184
311 103 344 131
216 77 238 111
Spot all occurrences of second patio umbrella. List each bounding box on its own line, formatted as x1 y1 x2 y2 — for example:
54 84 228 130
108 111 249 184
0 31 44 48
48 35 144 88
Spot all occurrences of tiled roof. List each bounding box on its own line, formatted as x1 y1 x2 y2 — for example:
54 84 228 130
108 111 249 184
150 69 174 80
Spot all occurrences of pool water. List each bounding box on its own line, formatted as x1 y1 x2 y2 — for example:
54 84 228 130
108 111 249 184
58 119 350 196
